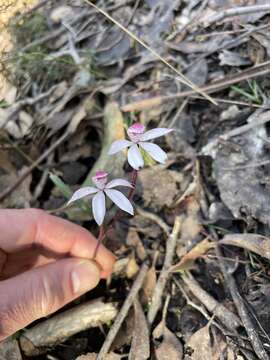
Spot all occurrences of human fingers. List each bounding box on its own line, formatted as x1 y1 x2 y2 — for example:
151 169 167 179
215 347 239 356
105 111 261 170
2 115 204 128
0 257 100 341
0 209 115 278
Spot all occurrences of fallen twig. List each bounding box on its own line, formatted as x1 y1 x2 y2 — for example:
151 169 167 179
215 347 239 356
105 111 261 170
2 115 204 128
182 272 241 331
136 206 171 236
147 216 182 326
97 263 148 360
121 61 270 112
206 4 270 26
217 246 270 360
20 300 117 357
220 110 270 140
0 84 60 130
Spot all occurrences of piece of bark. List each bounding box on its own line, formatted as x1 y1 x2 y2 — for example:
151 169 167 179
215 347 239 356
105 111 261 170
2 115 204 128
20 300 117 356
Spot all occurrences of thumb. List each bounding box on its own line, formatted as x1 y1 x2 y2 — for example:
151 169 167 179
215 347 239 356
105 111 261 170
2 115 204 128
0 258 100 341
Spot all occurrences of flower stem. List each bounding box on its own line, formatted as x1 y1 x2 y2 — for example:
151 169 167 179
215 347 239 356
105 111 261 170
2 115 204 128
93 224 105 259
127 169 138 200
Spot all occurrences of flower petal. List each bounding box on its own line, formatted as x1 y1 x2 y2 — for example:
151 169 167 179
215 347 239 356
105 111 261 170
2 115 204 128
127 144 144 170
140 128 173 141
139 142 168 164
106 178 133 189
105 189 134 215
67 187 98 205
92 191 106 225
108 140 132 155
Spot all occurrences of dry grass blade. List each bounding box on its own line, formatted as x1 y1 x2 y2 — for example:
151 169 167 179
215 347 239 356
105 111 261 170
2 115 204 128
83 0 216 105
121 60 270 112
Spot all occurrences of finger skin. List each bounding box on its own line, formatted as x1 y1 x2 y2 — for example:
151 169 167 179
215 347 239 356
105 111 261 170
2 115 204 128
0 258 101 341
0 209 115 278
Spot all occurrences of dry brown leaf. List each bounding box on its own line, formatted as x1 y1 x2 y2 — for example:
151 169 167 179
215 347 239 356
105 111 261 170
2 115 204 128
220 234 270 260
142 266 157 304
153 322 183 360
170 238 215 272
185 325 226 360
126 257 139 279
181 197 202 243
128 299 150 360
0 110 34 139
126 230 147 261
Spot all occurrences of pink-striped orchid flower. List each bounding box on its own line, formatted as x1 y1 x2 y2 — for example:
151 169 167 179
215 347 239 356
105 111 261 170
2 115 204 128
67 171 134 225
108 123 173 170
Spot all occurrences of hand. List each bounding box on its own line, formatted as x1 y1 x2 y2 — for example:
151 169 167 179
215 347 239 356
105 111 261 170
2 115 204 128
0 209 115 341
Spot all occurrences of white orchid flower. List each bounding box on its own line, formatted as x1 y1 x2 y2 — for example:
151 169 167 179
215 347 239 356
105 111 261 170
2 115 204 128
67 171 134 225
108 123 173 170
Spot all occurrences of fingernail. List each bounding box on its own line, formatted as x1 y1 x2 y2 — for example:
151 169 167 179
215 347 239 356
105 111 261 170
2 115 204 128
71 260 100 294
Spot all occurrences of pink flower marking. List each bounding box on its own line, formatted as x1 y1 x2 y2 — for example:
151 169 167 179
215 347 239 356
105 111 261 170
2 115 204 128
108 123 173 170
67 171 134 225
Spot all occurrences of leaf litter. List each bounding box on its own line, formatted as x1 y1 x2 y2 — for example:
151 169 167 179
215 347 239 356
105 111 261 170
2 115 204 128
2 0 270 359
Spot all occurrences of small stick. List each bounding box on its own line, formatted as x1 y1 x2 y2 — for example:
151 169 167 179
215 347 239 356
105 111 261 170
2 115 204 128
20 300 117 357
136 206 170 236
217 246 270 360
147 216 182 326
220 110 270 140
206 4 270 25
181 272 241 331
97 263 148 360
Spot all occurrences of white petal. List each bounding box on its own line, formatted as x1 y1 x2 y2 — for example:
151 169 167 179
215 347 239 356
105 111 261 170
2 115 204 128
127 144 144 170
108 140 132 155
92 191 106 225
105 189 134 215
140 128 173 141
139 142 167 164
67 187 98 205
106 178 133 189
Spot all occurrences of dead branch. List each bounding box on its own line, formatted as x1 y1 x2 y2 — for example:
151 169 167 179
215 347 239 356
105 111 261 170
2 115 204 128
97 263 148 360
20 300 118 357
206 4 270 26
147 216 182 326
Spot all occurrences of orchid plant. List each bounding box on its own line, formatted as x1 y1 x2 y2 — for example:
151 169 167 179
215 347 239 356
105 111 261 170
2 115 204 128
68 122 172 258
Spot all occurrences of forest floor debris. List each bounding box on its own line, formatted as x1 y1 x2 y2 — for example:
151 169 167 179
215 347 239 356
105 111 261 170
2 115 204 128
2 0 270 358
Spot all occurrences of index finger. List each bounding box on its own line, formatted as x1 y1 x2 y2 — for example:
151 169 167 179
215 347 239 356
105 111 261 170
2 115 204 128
0 209 115 278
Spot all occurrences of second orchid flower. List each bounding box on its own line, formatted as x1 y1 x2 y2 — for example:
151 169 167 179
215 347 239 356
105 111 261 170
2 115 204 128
108 123 173 170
